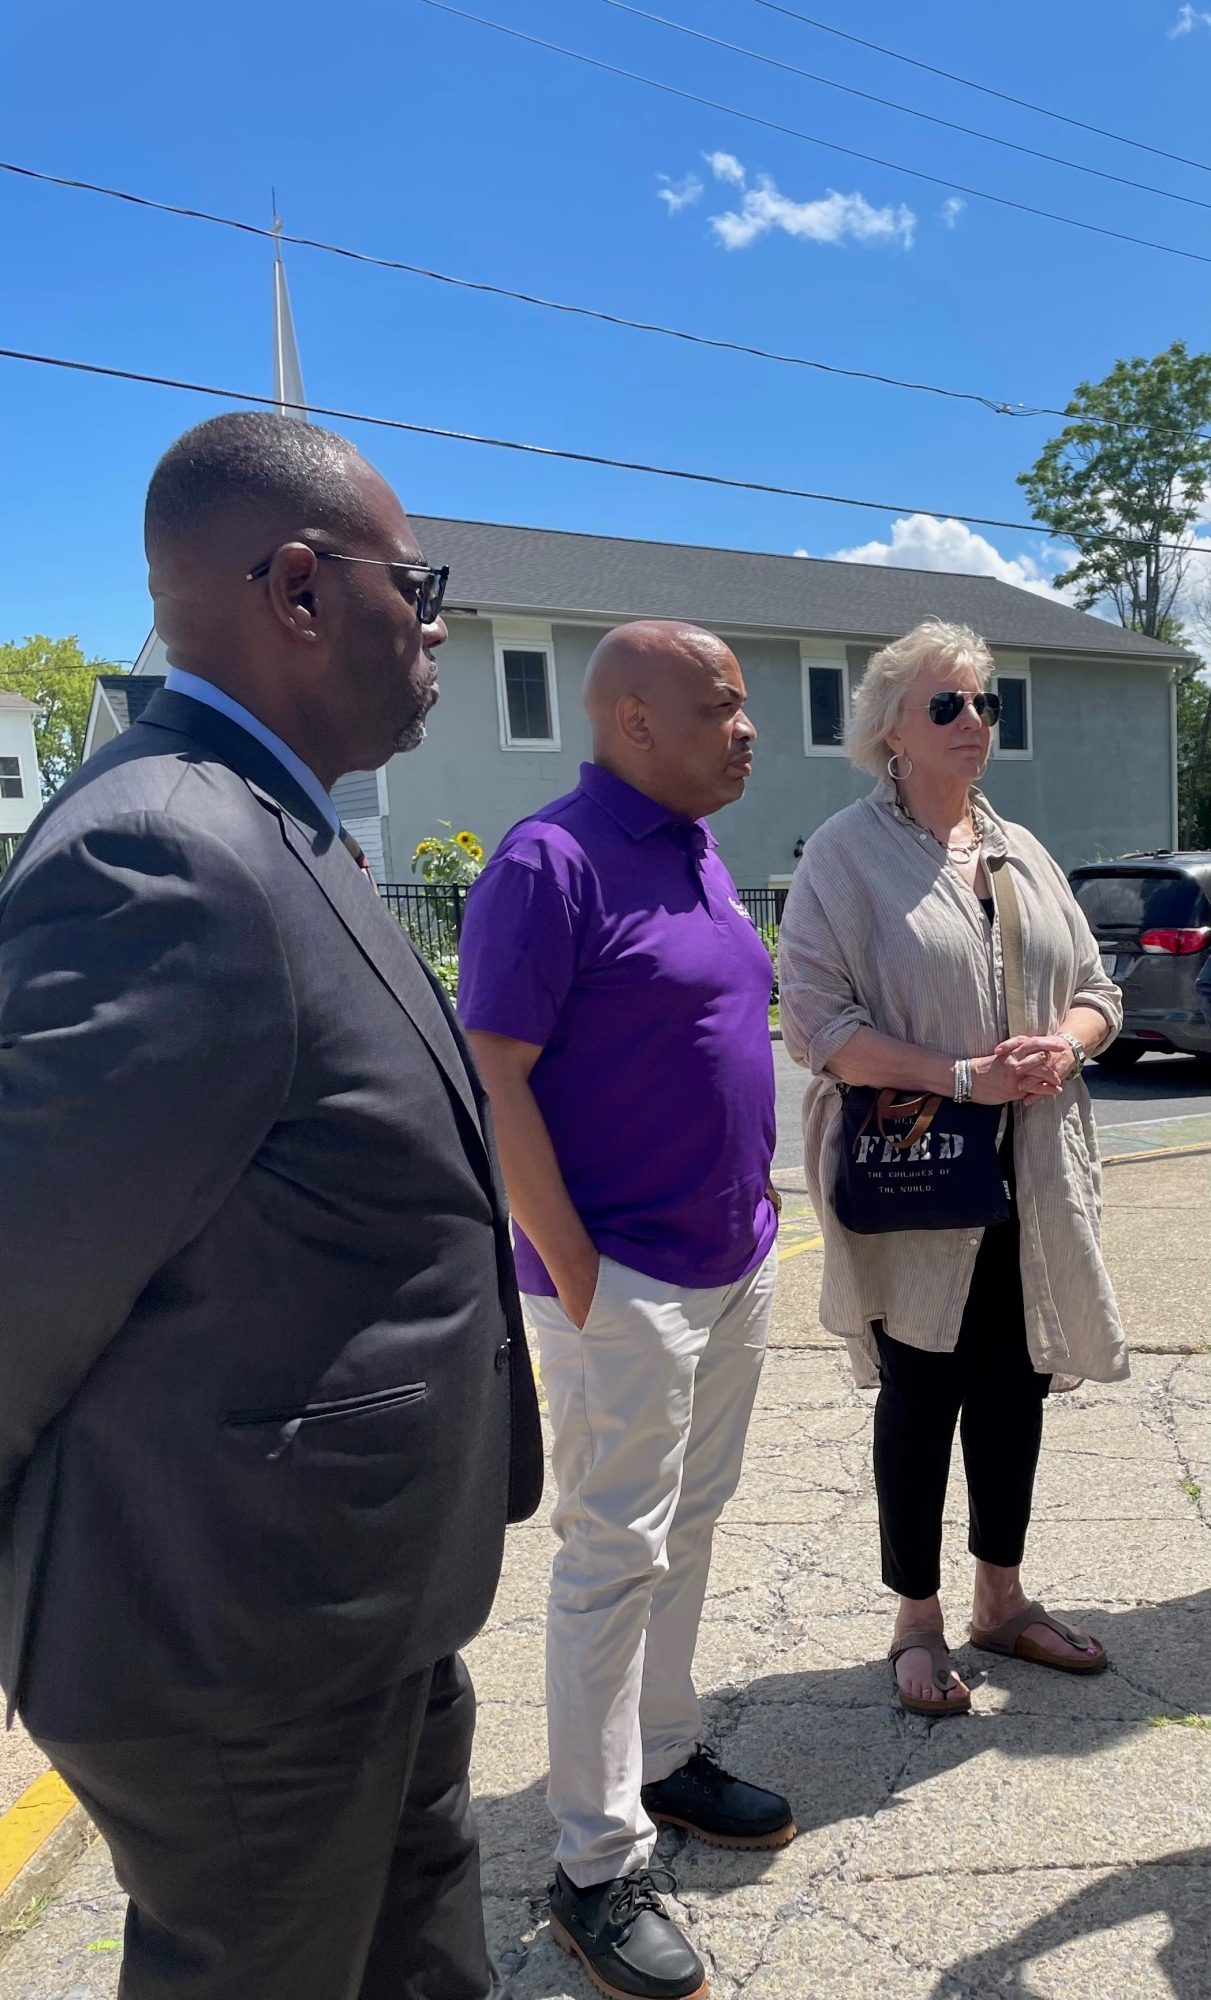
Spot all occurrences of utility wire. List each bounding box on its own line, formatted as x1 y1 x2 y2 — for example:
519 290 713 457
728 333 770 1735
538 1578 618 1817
3 160 1206 442
422 1 1210 265
2 344 1207 561
594 0 1211 211
748 0 1211 176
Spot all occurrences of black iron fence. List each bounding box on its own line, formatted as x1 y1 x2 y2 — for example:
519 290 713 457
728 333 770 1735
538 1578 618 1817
380 881 786 996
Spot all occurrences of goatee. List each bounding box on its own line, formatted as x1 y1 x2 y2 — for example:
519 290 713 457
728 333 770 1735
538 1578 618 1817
394 715 428 754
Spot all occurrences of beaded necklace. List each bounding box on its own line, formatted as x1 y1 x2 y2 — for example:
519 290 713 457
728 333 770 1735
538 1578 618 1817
894 791 987 864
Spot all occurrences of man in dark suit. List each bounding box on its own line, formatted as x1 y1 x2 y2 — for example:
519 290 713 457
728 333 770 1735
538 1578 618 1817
0 412 542 1999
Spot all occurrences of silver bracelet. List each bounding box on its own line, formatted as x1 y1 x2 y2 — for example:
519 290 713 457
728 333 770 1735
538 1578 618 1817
1058 1031 1087 1077
952 1057 973 1103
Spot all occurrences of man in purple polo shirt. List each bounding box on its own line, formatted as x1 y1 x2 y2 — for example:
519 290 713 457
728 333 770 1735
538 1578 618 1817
459 620 793 2000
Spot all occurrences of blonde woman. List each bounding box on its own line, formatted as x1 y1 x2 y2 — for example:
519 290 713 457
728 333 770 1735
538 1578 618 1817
779 620 1126 1716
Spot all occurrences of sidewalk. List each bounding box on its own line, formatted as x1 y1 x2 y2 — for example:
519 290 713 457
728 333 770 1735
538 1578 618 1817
2 1151 1208 1999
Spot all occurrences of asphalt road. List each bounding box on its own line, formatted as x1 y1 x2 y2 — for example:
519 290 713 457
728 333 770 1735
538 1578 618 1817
772 1040 1211 1171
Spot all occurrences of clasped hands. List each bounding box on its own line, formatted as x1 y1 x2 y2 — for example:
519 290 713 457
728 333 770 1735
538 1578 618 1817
971 1033 1078 1107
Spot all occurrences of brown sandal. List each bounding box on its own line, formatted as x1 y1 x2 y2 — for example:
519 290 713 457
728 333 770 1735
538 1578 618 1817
888 1628 972 1716
969 1600 1107 1674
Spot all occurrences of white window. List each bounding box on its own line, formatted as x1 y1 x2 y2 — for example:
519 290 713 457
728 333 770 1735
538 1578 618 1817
992 662 1032 759
800 643 850 757
492 620 561 751
0 757 24 800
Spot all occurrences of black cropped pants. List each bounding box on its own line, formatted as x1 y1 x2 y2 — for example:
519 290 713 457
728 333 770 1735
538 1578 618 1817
872 1206 1051 1601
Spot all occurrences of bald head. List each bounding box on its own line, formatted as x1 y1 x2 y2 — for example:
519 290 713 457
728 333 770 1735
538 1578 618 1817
583 620 756 821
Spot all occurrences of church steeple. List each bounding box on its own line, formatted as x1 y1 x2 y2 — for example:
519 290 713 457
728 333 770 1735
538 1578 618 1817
270 196 308 423
129 212 310 681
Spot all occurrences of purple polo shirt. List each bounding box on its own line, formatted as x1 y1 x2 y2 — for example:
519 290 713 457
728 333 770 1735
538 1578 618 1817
457 762 777 1295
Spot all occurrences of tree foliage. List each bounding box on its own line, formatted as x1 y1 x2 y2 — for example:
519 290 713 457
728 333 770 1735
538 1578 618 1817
1175 570 1211 849
1017 342 1211 638
0 635 123 792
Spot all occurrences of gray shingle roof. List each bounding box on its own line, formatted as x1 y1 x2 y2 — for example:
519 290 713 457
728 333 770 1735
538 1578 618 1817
0 690 42 710
410 516 1185 663
97 674 163 728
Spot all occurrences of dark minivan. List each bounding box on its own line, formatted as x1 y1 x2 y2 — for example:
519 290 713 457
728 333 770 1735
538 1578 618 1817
1069 852 1211 1069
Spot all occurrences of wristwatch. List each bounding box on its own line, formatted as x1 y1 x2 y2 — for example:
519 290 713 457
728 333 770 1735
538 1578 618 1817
1057 1031 1087 1078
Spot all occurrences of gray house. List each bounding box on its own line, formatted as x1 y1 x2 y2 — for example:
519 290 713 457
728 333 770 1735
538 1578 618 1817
90 518 1186 884
382 518 1185 883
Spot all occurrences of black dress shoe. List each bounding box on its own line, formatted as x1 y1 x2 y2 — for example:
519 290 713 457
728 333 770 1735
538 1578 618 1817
548 1864 708 2000
641 1743 796 1850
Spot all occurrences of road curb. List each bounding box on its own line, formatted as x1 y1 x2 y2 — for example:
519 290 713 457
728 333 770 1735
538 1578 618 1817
1102 1142 1211 1167
0 1772 92 1956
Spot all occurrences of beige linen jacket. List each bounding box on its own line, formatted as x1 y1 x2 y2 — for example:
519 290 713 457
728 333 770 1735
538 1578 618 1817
778 779 1128 1390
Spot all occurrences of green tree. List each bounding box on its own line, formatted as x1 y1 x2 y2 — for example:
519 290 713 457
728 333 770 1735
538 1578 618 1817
1017 342 1211 638
1175 571 1211 848
0 635 123 792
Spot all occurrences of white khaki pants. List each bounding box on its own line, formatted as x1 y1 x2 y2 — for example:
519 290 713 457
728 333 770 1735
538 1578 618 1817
525 1247 777 1887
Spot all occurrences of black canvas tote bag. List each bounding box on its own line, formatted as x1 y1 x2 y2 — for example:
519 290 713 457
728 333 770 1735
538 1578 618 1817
832 855 1025 1236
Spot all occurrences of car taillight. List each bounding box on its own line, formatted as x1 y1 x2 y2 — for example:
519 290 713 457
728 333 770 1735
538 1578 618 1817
1139 926 1211 955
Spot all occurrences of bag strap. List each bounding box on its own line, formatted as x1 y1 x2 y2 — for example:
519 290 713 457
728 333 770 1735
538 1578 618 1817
987 855 1027 1040
875 1089 943 1151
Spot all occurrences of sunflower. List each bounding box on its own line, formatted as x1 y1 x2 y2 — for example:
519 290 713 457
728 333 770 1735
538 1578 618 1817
414 838 437 857
469 842 484 862
455 829 477 850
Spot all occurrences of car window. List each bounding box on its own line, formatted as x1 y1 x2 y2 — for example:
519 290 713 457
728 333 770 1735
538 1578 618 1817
1070 871 1209 931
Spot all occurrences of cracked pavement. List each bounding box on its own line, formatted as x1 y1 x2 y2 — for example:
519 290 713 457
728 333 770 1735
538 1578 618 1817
2 1153 1207 1999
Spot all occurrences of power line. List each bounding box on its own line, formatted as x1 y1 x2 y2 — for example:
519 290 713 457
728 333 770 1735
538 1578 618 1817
2 159 1206 442
593 0 1211 211
422 1 1210 265
748 0 1211 176
2 344 1208 561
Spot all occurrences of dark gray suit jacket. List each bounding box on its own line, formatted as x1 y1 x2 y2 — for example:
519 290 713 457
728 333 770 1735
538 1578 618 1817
0 690 542 1743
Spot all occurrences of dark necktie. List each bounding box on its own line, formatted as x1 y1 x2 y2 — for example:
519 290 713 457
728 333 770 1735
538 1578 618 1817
340 827 380 895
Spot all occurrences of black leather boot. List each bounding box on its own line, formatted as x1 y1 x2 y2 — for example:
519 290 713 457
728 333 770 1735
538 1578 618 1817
548 1864 707 1999
641 1743 796 1850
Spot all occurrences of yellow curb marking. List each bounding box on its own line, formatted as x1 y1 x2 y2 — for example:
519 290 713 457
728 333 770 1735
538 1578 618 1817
1102 1142 1211 1167
0 1770 76 1897
778 1233 824 1263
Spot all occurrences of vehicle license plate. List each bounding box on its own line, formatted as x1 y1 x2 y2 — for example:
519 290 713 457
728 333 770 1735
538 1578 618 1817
1100 951 1117 977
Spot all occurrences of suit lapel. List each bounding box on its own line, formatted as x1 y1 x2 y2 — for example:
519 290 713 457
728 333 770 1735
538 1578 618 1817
138 689 487 1156
274 810 486 1148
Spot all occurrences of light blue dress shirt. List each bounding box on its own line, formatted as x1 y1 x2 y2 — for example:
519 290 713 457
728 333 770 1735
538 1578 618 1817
164 667 340 835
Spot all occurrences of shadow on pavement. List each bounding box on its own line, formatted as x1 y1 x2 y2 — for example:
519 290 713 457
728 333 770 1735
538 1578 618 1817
924 1846 1210 2000
479 1590 1210 1993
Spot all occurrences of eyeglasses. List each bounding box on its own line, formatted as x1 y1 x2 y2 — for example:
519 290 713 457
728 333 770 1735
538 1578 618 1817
245 550 450 624
914 689 1002 727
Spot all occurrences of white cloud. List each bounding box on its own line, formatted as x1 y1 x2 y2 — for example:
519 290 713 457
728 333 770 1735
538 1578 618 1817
656 171 704 215
703 150 747 187
820 514 1077 601
941 197 966 228
710 173 915 252
1168 5 1211 32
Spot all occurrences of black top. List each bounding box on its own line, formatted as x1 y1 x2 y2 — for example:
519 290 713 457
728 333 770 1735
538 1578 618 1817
0 690 542 1740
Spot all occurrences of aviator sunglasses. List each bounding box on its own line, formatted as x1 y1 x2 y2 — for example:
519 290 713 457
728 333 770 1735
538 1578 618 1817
246 550 449 624
920 689 1002 727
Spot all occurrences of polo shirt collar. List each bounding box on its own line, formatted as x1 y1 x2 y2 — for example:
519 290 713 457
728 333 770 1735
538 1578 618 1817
578 761 716 849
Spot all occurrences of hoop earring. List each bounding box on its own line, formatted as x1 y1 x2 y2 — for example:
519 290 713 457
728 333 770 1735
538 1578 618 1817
887 752 913 780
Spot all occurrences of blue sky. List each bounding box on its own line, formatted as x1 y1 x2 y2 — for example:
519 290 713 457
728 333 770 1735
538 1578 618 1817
1 0 1208 662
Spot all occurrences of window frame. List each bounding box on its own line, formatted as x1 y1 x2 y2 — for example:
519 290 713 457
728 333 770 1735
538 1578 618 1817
0 755 25 801
991 660 1032 761
491 620 561 752
799 642 851 758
